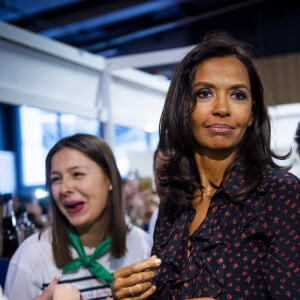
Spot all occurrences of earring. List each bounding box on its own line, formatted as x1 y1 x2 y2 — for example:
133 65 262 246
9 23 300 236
109 184 112 191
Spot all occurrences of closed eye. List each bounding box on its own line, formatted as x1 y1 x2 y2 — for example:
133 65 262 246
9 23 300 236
50 176 60 184
73 172 85 178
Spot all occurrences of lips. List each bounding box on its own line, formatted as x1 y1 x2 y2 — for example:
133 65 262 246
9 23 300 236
208 123 233 129
207 123 234 133
64 201 85 214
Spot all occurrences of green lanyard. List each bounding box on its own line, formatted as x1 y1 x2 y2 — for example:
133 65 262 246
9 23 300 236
62 226 113 286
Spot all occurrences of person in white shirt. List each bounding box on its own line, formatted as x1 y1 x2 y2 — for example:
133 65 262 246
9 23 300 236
5 134 152 300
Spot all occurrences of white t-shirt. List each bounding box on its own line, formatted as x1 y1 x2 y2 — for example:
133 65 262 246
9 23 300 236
0 287 7 300
148 208 158 238
4 226 152 300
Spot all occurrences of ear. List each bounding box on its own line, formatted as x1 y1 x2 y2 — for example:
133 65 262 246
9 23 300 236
247 114 253 127
109 184 113 191
248 102 255 127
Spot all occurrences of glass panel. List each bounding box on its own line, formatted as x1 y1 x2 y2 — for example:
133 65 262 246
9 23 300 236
19 106 101 187
19 106 58 186
148 131 159 151
59 113 100 137
114 125 147 178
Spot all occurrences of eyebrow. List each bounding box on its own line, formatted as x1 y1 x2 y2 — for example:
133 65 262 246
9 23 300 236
193 82 250 91
192 82 214 88
230 84 250 91
50 165 88 174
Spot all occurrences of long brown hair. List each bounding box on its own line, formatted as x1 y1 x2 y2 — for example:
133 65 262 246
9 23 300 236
159 32 289 214
45 134 127 268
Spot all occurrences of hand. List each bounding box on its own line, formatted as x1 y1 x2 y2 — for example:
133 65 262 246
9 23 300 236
50 284 82 300
112 255 161 299
33 278 82 300
33 277 59 300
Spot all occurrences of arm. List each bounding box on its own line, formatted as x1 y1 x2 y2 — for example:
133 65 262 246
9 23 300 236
4 231 59 300
5 258 42 300
265 172 300 297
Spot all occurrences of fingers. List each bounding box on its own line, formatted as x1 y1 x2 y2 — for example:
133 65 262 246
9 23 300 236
48 277 60 288
116 284 156 300
112 256 161 299
114 255 161 279
114 268 156 290
33 277 59 300
116 280 153 298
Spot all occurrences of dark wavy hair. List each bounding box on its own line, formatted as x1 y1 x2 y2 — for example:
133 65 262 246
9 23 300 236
295 122 300 156
45 133 127 268
159 32 289 213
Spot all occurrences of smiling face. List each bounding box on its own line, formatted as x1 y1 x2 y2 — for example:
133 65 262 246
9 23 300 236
190 56 253 157
49 147 112 231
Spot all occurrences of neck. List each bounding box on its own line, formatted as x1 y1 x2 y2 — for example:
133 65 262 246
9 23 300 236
76 216 108 248
194 150 234 191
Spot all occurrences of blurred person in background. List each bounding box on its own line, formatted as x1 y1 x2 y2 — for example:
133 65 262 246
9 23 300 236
123 170 156 231
24 194 51 230
4 134 152 300
122 169 145 228
147 145 169 238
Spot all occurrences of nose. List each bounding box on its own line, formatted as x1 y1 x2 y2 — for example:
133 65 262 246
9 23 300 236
59 177 74 195
212 92 230 117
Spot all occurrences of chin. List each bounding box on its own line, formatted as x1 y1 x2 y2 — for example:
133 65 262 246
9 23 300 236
67 216 87 229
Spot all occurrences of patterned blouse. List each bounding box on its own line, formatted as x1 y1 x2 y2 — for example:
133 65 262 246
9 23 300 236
151 165 300 299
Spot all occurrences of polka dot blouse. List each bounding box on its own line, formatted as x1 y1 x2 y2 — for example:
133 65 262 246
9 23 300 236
151 165 300 299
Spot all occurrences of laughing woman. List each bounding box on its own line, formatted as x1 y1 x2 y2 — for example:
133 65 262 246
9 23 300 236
4 134 152 300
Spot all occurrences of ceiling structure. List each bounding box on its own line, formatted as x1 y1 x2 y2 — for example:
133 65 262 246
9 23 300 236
1 0 300 79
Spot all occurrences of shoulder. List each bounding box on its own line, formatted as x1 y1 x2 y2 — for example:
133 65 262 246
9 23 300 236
108 226 152 270
10 227 52 265
125 225 152 256
19 227 51 249
260 169 299 217
126 225 152 245
5 228 56 298
261 168 300 191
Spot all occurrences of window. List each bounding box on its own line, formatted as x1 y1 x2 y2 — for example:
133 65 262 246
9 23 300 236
114 125 159 178
18 106 100 190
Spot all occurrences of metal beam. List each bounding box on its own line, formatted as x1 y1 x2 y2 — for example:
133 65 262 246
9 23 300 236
107 45 194 70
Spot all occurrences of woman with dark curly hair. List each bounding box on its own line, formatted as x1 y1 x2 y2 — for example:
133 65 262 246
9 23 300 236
111 32 300 300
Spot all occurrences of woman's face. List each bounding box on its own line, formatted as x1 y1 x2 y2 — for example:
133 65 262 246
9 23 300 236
190 56 253 156
50 147 112 230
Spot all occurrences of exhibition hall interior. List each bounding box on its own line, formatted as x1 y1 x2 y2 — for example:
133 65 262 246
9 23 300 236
0 0 299 268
